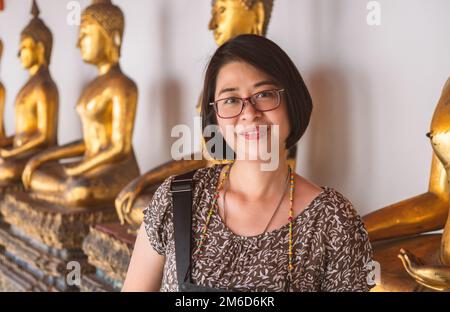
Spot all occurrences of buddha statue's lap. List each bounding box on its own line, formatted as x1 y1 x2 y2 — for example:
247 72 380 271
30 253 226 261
29 152 139 206
0 149 43 186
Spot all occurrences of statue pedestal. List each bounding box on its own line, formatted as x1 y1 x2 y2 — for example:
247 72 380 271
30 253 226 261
0 183 23 225
0 191 117 291
371 233 442 292
0 184 23 204
81 223 135 292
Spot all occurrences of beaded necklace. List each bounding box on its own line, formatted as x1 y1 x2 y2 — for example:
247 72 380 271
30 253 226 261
194 163 296 276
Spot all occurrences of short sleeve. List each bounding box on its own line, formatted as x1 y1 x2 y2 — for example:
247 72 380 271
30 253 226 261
142 176 175 256
321 192 375 292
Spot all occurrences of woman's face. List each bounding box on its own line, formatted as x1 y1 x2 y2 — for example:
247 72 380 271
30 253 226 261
213 61 290 163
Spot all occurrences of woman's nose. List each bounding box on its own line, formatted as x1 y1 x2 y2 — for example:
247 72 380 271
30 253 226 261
240 100 260 120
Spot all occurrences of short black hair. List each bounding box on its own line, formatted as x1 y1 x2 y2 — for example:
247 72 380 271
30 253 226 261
201 34 313 155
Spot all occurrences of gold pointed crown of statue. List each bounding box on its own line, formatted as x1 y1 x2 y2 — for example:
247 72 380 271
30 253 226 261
212 0 274 36
21 0 53 64
81 0 124 43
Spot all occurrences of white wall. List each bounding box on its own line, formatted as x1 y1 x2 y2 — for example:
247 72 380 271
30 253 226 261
0 0 449 216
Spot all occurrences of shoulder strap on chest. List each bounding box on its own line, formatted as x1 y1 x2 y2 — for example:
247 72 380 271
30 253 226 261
170 168 197 285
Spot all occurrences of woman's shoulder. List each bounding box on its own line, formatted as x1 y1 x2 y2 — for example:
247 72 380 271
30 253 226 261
142 164 222 254
299 182 366 233
192 164 223 183
316 186 370 243
295 175 357 223
143 164 221 215
319 186 361 223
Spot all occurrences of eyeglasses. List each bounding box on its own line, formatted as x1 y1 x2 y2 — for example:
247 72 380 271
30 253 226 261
209 89 285 119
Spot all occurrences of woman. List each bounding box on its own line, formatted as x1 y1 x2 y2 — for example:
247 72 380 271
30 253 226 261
123 34 374 292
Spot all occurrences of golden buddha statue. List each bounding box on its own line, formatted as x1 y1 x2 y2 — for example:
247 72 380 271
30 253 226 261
364 79 450 292
209 0 272 46
397 78 450 291
0 0 59 188
0 39 7 148
114 0 275 232
21 0 140 207
363 157 448 242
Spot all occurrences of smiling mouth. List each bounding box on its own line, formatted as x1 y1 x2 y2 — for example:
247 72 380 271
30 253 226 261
237 126 270 141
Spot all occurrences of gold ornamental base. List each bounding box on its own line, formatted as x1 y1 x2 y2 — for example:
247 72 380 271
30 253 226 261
81 223 135 292
0 191 117 291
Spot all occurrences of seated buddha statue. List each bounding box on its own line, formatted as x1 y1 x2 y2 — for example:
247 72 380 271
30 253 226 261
397 78 450 291
363 79 450 292
115 0 277 232
21 0 140 208
0 1 59 188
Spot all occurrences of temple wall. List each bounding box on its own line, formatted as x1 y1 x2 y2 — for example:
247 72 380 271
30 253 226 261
1 0 450 216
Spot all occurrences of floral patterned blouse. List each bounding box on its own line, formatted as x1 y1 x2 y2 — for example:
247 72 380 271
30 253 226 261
143 165 375 292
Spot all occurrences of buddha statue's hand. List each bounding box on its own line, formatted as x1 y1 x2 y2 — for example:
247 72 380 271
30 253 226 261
63 163 82 177
115 179 143 225
22 157 42 189
398 248 450 291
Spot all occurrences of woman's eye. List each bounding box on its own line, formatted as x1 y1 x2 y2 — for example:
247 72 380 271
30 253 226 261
219 7 225 14
224 98 238 105
256 91 270 99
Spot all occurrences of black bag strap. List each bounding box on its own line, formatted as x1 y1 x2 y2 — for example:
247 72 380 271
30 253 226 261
170 169 197 287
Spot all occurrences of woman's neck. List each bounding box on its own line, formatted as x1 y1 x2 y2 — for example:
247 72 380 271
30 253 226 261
228 156 290 201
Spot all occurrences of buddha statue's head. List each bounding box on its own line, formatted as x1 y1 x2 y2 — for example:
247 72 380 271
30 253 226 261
77 0 124 65
198 0 273 112
429 79 450 171
19 0 52 69
209 0 273 46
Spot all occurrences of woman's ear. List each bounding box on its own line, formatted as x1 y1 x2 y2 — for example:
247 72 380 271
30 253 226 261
252 1 265 36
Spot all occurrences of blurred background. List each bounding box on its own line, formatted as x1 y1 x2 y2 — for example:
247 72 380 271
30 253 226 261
0 0 449 216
